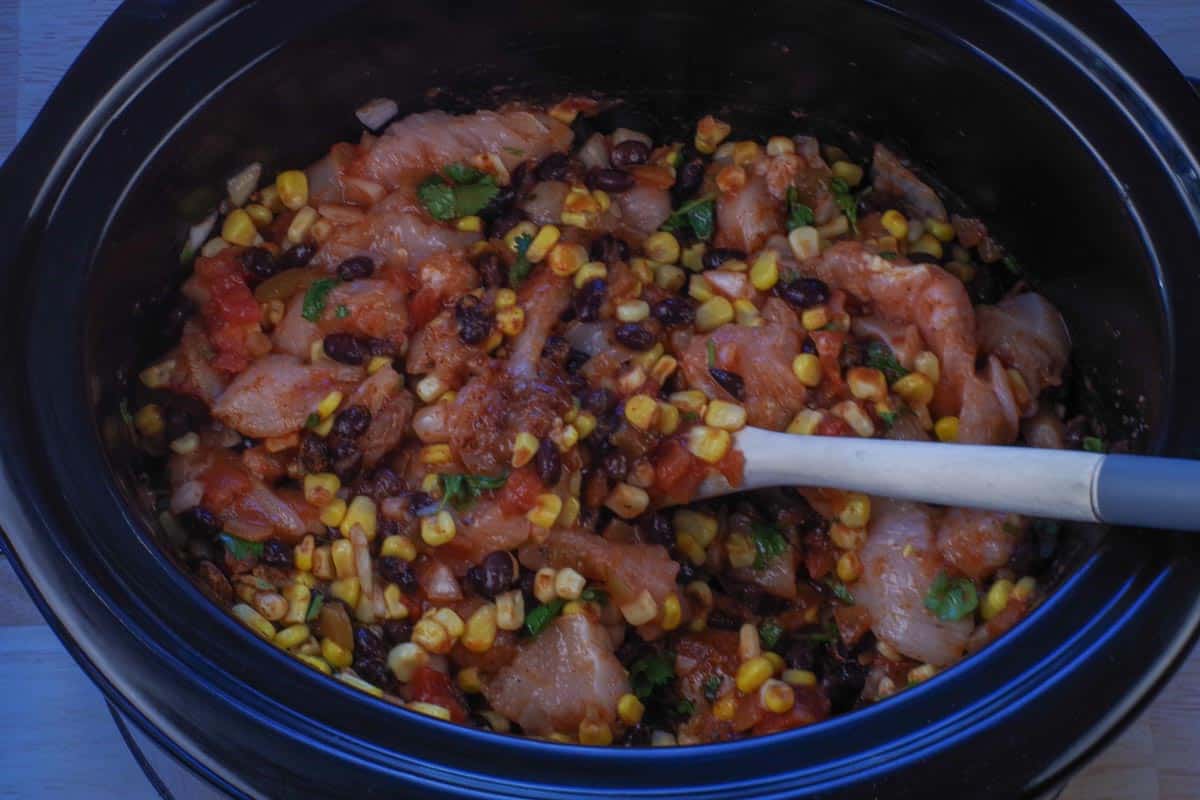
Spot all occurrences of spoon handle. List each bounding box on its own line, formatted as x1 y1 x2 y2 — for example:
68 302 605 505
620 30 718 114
728 428 1200 530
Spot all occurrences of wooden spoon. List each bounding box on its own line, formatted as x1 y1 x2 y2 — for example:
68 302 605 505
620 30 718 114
695 427 1200 531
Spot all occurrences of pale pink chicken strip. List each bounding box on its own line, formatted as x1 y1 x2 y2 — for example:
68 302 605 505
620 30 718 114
345 367 415 468
483 614 630 736
714 169 783 253
508 266 572 380
936 508 1023 582
871 143 947 223
212 354 363 438
443 500 535 566
853 500 972 666
614 184 672 240
352 109 573 190
678 297 808 430
975 293 1071 412
272 278 410 359
519 528 679 610
164 320 227 404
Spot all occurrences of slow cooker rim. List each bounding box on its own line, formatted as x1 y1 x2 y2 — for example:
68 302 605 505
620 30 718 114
2 1 1200 796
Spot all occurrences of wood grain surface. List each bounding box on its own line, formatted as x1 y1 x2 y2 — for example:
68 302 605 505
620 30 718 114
0 1 1196 798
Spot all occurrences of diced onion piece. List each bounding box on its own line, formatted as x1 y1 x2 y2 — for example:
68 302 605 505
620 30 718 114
356 97 399 132
226 162 262 208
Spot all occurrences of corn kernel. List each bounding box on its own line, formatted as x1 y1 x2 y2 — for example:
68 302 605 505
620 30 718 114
889 373 933 408
273 623 310 650
881 209 909 239
503 221 538 252
801 306 829 331
791 354 822 388
496 590 525 631
830 522 867 550
311 546 334 579
387 642 428 682
219 209 255 247
748 251 780 291
669 390 708 416
726 533 757 569
573 261 607 289
421 510 456 546
412 618 452 654
547 242 588 277
282 584 311 624
689 273 714 302
652 263 687 292
321 637 353 668
657 403 680 435
383 584 409 620
687 425 731 464
446 214 481 233
330 577 361 608
836 551 863 583
705 399 747 431
525 225 561 263
455 603 497 653
736 656 775 693
1013 576 1037 602
316 391 343 419
632 342 664 370
138 359 175 390
847 367 888 402
695 115 732 154
200 237 229 258
415 374 447 404
657 593 682 631
554 568 586 600
579 719 613 746
673 511 717 549
982 579 1014 621
573 412 597 440
831 160 864 187
559 496 581 527
839 493 872 529
331 539 356 579
617 693 645 725
678 243 705 274
833 400 876 438
738 622 762 661
934 416 960 442
420 444 453 466
617 364 647 394
527 493 563 529
713 696 737 721
243 203 273 228
912 233 943 260
758 678 796 713
620 590 658 626
644 231 681 264
766 136 795 156
628 256 654 285
912 352 940 386
287 206 318 244
495 288 517 309
604 482 650 520
169 432 199 455
695 297 734 332
510 432 539 468
295 654 331 675
624 394 659 431
232 603 275 639
788 225 820 261
616 299 650 322
786 409 824 435
592 189 611 212
303 472 340 507
733 298 761 327
131 404 164 438
276 170 309 210
782 668 818 688
293 535 315 572
927 218 955 243
340 495 378 540
421 473 442 496
406 701 452 721
533 568 559 604
497 306 525 336
650 354 678 385
450 666 483 695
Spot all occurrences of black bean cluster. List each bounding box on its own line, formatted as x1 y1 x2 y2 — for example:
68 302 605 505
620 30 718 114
778 277 830 309
455 295 492 345
466 551 518 599
336 255 374 281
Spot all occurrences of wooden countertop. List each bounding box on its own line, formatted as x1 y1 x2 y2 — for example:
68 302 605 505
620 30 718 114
1 1 1197 797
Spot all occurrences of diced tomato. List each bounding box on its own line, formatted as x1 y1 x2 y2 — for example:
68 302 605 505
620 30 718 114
803 530 837 580
497 466 543 514
652 437 707 505
195 251 263 373
815 416 854 437
408 287 444 332
715 446 745 487
199 459 254 509
811 330 848 398
407 665 468 723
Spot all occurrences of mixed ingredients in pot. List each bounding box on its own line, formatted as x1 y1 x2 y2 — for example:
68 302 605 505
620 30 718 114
130 98 1085 745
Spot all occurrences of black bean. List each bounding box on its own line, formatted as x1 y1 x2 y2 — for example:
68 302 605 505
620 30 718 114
332 405 372 439
165 407 192 441
277 241 316 270
614 323 655 351
455 296 492 345
299 435 330 473
652 297 696 327
706 610 743 631
589 234 631 265
673 158 705 200
355 658 389 688
518 569 538 605
239 247 277 281
322 332 367 365
702 248 747 270
535 437 563 486
573 278 607 322
709 367 745 400
586 168 635 193
488 209 525 240
368 467 403 499
382 619 414 645
474 251 506 289
354 626 387 663
618 723 650 746
675 561 699 584
601 449 628 480
336 255 375 281
801 337 817 355
466 551 519 599
261 539 292 567
540 335 570 365
377 518 401 540
479 186 516 222
535 152 571 181
580 387 615 415
183 506 221 536
328 437 363 481
822 659 867 713
784 637 819 671
839 341 864 372
407 491 436 514
638 511 673 547
378 556 418 592
610 140 650 168
777 277 831 309
509 161 534 194
565 348 591 374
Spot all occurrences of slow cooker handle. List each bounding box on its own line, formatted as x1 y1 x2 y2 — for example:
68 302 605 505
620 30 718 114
1095 454 1200 530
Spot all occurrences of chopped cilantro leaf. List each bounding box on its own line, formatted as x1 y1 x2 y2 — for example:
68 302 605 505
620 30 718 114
442 162 487 184
1003 254 1022 274
439 472 509 510
629 652 675 699
878 409 898 428
786 186 815 231
864 340 910 384
661 195 716 241
750 522 788 570
877 251 899 260
826 578 855 604
829 176 858 232
219 533 263 561
334 304 350 319
706 339 717 368
524 598 566 636
759 620 784 650
508 233 535 287
301 278 338 322
1083 436 1106 453
924 571 978 621
304 592 324 623
417 166 499 221
304 412 320 429
675 699 696 717
581 587 608 606
702 675 722 702
452 178 500 217
417 175 457 221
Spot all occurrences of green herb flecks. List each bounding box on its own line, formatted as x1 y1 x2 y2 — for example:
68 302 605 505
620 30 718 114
878 409 899 428
706 339 717 368
759 620 784 650
829 176 858 233
334 304 350 319
629 652 675 700
508 233 535 287
702 675 723 702
304 592 324 623
581 587 609 606
674 699 696 717
826 578 855 605
305 412 320 429
1083 436 1106 453
417 163 500 221
301 278 338 322
439 472 510 510
219 533 264 561
1002 254 1022 275
786 186 815 231
524 598 566 636
750 522 788 570
924 571 978 621
864 340 910 384
661 194 716 241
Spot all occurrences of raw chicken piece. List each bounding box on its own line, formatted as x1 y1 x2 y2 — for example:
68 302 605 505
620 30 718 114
212 354 362 438
936 508 1023 581
871 143 947 223
614 184 673 240
483 614 630 735
715 170 783 253
975 292 1071 411
508 267 572 380
162 320 228 404
519 529 679 610
344 366 415 468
